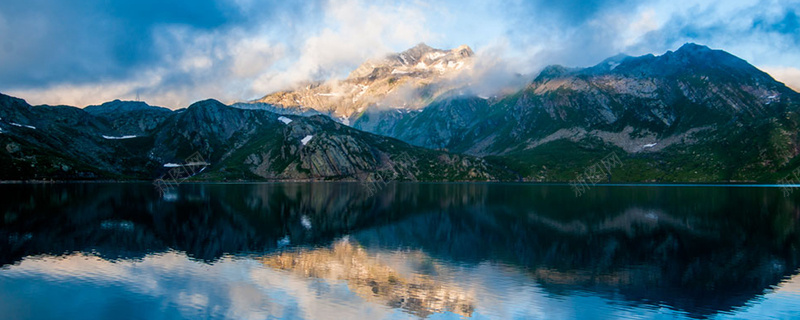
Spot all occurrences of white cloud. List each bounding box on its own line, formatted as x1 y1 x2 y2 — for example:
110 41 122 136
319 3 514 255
5 70 165 107
252 0 433 94
619 9 661 48
231 37 285 78
7 23 287 109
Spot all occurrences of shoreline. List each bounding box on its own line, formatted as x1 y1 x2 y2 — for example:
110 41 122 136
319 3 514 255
1 179 799 187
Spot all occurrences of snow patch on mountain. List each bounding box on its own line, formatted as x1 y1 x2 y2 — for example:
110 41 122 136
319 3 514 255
301 135 313 145
426 52 446 60
398 53 410 65
11 123 36 130
278 116 293 124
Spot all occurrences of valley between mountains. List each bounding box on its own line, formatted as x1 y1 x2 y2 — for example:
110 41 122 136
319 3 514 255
1 43 799 183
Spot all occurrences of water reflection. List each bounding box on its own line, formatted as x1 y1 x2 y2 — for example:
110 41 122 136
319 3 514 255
1 183 799 319
261 238 475 318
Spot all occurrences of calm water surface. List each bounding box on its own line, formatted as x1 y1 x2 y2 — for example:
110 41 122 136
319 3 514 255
1 183 799 319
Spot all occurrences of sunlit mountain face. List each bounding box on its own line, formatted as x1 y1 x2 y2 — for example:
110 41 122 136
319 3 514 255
253 43 477 125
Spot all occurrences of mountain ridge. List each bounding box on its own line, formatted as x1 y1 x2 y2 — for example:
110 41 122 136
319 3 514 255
0 93 511 182
350 43 800 182
3 43 800 183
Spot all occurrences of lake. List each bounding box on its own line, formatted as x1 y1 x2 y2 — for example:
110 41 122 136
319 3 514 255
1 182 799 319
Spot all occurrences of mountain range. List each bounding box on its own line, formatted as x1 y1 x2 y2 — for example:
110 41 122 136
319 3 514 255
1 43 798 182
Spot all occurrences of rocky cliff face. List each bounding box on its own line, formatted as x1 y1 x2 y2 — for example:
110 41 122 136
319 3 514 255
254 43 475 124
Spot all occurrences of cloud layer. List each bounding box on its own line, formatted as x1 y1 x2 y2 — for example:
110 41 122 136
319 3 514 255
1 0 798 108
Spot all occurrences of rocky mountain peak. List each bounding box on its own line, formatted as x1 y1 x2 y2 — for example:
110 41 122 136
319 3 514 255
533 65 571 82
84 99 167 115
675 42 712 54
348 43 473 80
188 98 227 110
454 44 474 57
256 43 476 121
655 43 752 73
82 99 172 136
535 43 767 83
400 42 437 60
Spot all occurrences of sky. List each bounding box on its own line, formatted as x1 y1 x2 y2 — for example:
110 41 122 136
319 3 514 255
0 0 798 109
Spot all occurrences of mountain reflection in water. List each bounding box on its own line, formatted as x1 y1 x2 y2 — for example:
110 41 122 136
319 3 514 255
1 183 799 319
261 238 475 318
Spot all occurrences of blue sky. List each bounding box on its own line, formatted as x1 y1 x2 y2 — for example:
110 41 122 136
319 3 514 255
1 0 798 108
